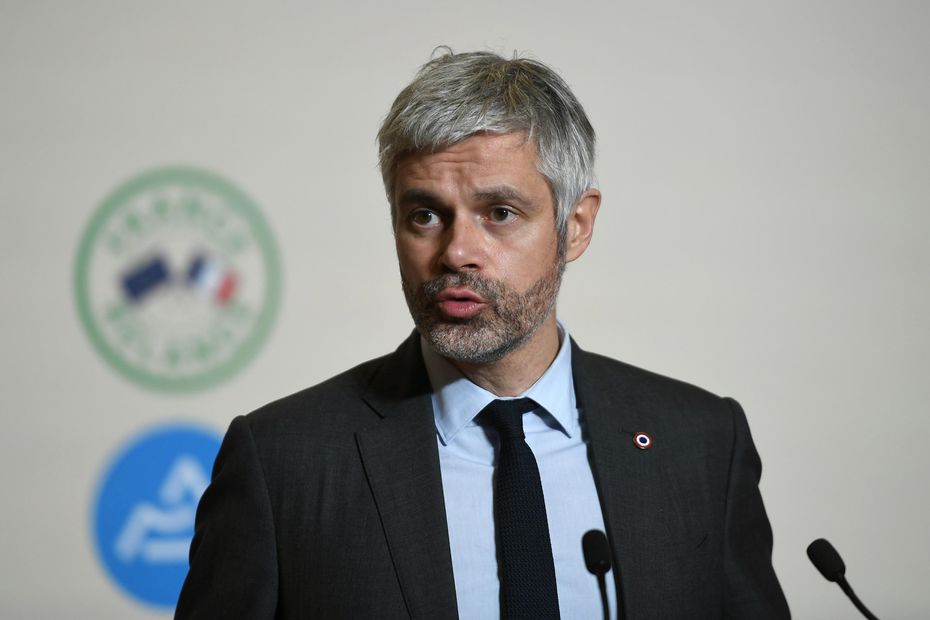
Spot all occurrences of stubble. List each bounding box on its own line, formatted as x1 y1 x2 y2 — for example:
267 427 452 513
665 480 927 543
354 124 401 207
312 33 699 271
401 256 565 365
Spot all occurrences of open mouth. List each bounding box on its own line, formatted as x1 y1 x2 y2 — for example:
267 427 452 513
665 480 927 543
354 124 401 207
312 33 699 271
434 287 489 319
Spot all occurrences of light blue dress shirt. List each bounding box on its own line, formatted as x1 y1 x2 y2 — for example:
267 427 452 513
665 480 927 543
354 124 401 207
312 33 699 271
422 323 617 620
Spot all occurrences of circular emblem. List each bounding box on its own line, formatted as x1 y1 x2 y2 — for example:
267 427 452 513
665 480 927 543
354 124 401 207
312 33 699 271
91 423 222 609
632 432 653 450
75 167 281 392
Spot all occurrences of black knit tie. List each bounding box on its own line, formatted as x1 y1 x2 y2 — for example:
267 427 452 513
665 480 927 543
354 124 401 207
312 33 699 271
480 397 560 619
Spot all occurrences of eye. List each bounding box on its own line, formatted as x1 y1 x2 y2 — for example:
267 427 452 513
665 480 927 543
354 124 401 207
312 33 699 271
409 209 440 227
489 206 515 223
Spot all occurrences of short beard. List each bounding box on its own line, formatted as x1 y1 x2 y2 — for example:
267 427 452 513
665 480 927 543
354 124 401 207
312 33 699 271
401 255 566 365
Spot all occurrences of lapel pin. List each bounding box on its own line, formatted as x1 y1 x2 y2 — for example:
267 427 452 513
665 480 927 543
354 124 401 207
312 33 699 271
632 432 653 450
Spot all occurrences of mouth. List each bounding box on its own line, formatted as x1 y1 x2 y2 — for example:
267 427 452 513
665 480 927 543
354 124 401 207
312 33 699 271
434 287 489 319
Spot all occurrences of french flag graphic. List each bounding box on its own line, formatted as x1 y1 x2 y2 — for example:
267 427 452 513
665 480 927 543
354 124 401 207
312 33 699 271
187 254 237 304
122 255 171 303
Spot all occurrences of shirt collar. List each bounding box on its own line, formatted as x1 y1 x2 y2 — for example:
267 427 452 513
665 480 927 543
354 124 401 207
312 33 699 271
422 322 578 445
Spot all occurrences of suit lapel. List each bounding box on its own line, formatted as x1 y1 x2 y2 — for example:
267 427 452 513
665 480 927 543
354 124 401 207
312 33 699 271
571 341 694 617
356 333 458 619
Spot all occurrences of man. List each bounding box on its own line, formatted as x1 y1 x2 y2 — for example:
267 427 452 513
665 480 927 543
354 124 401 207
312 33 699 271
176 51 790 619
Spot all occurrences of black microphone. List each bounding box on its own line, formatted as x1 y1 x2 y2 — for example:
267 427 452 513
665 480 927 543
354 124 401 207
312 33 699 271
807 538 879 620
582 529 612 620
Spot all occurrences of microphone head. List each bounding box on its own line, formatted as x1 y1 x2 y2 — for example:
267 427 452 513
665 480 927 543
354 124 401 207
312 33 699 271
582 529 612 576
807 538 846 582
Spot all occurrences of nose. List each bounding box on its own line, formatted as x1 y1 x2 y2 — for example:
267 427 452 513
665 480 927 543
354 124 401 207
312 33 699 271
440 215 485 272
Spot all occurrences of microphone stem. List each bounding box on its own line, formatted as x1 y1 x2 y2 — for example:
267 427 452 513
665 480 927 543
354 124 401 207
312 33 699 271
838 577 879 620
596 573 609 620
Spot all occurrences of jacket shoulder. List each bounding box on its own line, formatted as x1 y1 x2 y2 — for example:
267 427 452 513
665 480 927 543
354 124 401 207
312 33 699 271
572 344 740 437
240 351 393 443
577 347 727 403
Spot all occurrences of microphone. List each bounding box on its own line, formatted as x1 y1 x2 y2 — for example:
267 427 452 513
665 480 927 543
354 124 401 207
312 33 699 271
806 538 879 620
582 530 612 620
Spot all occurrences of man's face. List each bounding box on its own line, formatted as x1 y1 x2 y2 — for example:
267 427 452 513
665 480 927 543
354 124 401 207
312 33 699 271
393 132 565 364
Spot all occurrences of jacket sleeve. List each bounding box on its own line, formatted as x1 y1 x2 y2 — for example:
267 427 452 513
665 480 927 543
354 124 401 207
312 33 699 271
722 398 791 619
175 415 279 619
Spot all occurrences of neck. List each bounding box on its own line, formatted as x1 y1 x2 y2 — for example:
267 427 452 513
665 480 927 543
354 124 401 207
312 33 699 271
449 314 561 397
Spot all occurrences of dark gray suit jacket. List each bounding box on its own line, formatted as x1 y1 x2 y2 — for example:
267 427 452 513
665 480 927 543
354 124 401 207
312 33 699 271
176 334 790 619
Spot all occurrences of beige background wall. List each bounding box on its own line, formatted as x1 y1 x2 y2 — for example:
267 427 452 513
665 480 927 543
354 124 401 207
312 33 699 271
1 1 927 617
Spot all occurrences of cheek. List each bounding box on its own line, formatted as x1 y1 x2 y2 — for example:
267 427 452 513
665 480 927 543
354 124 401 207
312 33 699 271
395 238 434 277
490 250 536 290
500 236 559 281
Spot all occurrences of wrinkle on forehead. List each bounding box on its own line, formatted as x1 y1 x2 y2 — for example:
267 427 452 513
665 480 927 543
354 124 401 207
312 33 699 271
393 132 549 208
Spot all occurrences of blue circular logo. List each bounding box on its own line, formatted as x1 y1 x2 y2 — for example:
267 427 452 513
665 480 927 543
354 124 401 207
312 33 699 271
92 423 221 609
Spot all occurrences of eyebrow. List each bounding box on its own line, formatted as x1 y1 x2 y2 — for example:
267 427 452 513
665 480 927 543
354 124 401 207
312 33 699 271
397 188 444 208
472 185 531 206
396 185 535 213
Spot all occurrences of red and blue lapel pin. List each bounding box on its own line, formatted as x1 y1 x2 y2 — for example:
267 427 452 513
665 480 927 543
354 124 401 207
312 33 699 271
632 432 653 450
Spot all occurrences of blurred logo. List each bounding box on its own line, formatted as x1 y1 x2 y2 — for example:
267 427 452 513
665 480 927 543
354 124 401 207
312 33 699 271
75 167 281 392
92 423 221 609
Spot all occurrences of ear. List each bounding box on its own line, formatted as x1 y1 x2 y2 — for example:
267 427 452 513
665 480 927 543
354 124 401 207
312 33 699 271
564 189 601 262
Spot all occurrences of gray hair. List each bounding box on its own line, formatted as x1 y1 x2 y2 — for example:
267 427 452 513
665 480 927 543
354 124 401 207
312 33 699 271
377 49 597 237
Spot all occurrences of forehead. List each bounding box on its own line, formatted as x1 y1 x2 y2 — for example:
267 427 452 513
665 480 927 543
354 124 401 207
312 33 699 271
393 132 548 200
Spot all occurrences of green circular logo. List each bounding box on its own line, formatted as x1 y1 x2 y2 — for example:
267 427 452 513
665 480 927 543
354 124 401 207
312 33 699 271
75 167 281 392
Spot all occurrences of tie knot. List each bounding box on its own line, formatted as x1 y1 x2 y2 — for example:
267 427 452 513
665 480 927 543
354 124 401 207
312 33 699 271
480 397 539 440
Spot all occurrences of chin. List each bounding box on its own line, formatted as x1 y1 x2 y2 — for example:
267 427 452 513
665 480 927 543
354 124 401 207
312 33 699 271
422 322 535 366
